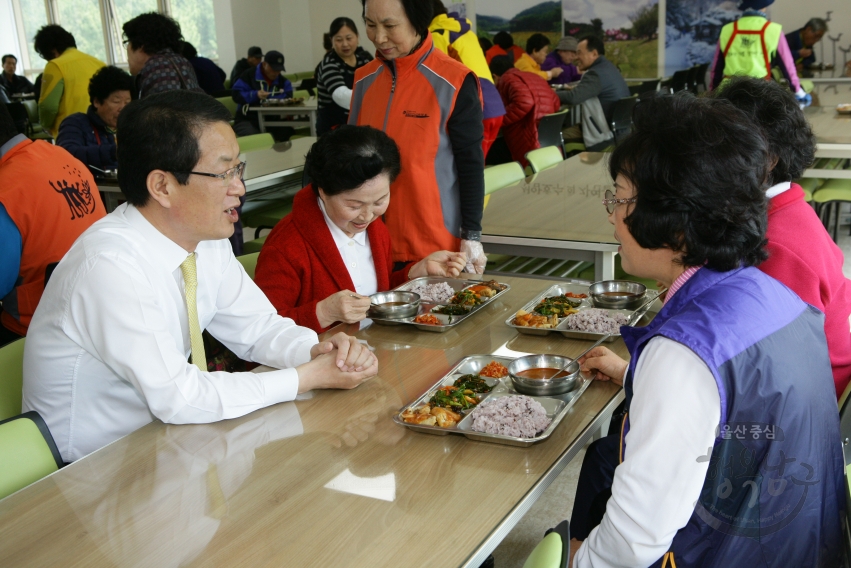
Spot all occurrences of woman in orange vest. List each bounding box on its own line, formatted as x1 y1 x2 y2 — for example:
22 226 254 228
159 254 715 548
349 0 486 273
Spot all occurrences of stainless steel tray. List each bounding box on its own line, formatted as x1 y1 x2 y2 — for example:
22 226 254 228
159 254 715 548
505 283 648 342
370 277 511 333
392 354 592 447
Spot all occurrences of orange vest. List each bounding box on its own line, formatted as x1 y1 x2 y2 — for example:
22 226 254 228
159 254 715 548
349 33 478 262
0 139 105 334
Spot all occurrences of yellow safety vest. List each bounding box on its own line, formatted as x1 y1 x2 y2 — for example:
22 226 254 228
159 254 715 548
719 16 782 81
429 14 494 83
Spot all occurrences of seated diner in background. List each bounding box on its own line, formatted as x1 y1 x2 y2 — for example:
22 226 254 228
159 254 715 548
713 77 851 398
1 54 35 96
56 65 133 173
0 104 104 347
232 50 294 141
542 36 581 86
514 33 563 81
568 93 842 567
485 31 524 65
230 46 263 86
22 91 377 463
255 125 466 333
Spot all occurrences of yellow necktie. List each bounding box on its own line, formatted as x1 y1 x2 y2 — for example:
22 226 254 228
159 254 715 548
180 253 206 371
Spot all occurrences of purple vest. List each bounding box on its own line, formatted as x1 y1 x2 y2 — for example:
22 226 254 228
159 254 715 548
621 267 843 567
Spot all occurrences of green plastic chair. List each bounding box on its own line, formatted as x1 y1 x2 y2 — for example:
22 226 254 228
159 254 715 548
293 89 310 100
236 252 260 279
237 132 275 153
295 71 315 81
243 235 267 254
21 99 52 141
0 411 63 500
796 178 822 203
813 179 851 241
526 146 564 173
215 96 238 120
523 520 570 568
484 162 525 195
223 78 231 89
240 196 294 238
283 73 298 84
0 338 25 422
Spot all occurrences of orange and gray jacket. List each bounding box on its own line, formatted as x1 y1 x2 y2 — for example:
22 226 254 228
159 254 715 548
348 33 484 262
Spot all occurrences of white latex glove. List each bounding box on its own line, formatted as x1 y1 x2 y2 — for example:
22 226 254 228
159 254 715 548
460 239 486 274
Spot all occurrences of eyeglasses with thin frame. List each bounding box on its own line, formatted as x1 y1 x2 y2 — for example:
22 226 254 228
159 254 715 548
172 161 247 187
602 189 637 215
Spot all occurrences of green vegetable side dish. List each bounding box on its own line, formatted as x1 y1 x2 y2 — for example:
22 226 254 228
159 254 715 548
453 374 494 393
450 289 483 306
432 304 471 316
430 386 479 411
533 295 583 317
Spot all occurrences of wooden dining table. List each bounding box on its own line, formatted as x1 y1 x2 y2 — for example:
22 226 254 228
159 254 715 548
803 105 851 180
481 153 620 282
0 275 625 568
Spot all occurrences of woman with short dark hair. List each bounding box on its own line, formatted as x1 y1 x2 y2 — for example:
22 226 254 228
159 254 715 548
568 94 842 567
515 33 562 80
315 17 373 136
122 13 202 98
255 126 466 332
349 0 487 274
57 66 134 172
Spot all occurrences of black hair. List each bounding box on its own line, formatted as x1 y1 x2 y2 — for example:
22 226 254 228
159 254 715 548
525 33 550 55
181 41 198 59
306 125 401 196
88 65 134 104
489 55 513 78
117 90 232 207
2 54 16 65
579 34 605 56
34 25 76 60
323 33 333 51
712 77 815 186
0 104 18 145
479 37 492 53
361 0 433 39
330 17 359 37
431 0 447 16
493 31 514 49
805 18 828 33
608 93 770 271
122 12 184 55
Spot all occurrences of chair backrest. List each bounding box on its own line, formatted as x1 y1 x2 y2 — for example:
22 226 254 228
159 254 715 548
300 77 317 96
4 102 28 134
610 96 639 144
223 78 231 89
215 96 238 119
523 519 570 568
0 338 25 422
293 89 310 100
537 109 570 157
0 411 63 499
665 69 690 93
236 252 260 280
686 65 701 93
22 99 39 123
525 146 564 173
237 132 275 153
484 162 525 195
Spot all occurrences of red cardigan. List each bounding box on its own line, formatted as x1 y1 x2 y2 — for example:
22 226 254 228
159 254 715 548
496 68 561 167
255 186 411 333
760 183 851 397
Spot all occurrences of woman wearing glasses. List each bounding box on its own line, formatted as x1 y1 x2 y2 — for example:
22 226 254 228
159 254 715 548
254 126 466 333
568 95 842 567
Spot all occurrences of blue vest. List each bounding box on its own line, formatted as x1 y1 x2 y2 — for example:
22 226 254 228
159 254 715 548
620 267 843 567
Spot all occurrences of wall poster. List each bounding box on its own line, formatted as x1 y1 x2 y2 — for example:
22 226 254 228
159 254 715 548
475 1 562 50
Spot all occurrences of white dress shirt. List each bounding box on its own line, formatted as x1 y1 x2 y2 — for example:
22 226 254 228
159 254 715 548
318 196 378 296
574 337 720 568
23 204 318 462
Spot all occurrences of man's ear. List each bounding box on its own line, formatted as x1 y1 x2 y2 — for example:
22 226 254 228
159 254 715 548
146 169 174 209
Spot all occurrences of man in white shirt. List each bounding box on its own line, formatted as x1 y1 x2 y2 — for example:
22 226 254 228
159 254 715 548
23 90 377 463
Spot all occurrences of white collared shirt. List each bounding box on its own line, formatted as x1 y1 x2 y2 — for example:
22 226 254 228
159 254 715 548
23 203 318 462
766 181 792 199
318 196 377 296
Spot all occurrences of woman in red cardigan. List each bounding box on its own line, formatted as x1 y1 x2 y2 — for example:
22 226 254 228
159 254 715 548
255 126 466 332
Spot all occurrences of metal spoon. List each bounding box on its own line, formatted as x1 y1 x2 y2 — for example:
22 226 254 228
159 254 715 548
544 288 668 380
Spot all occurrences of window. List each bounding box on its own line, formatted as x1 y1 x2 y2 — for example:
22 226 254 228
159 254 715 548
103 0 158 64
170 0 218 59
57 0 107 61
13 0 49 72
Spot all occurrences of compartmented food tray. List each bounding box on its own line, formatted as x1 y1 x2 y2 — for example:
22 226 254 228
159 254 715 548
505 283 648 342
392 355 592 447
370 277 510 333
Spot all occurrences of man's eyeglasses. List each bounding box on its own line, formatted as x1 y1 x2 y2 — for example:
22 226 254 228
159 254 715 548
173 161 247 187
602 189 637 214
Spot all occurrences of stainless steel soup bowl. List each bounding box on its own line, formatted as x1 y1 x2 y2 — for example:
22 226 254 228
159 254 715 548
589 280 646 310
368 291 421 319
508 354 580 396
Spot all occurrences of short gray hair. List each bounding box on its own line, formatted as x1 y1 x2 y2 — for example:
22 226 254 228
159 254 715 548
805 18 828 33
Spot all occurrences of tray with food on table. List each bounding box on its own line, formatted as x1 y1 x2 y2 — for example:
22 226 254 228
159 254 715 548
506 280 655 341
368 277 510 333
393 354 593 446
262 97 305 106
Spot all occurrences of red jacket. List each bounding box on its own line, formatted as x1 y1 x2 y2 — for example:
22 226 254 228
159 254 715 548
496 68 561 167
254 186 410 333
760 183 851 398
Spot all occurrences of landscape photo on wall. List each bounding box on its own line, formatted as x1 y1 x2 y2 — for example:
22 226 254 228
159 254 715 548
665 0 740 77
476 0 562 51
562 0 659 78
